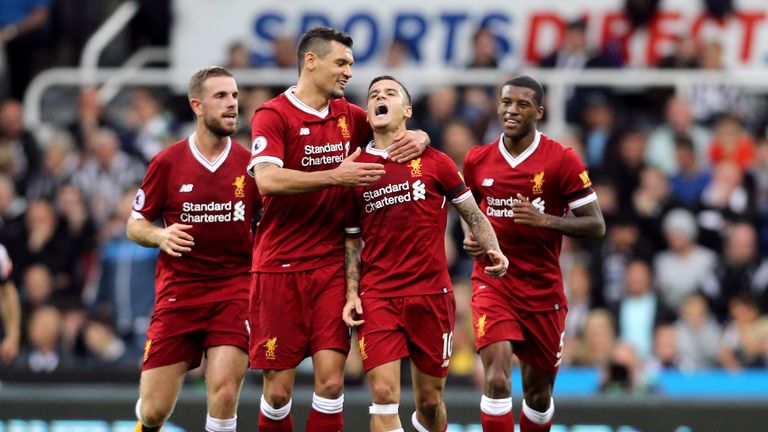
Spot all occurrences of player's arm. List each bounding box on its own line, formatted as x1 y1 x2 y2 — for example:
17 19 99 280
453 199 508 278
252 147 386 196
0 280 21 365
388 129 430 163
511 194 606 239
342 236 365 327
126 217 195 258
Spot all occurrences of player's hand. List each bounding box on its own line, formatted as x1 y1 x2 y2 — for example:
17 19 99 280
512 193 548 228
343 295 365 327
484 250 508 278
389 129 428 163
463 234 485 259
333 148 385 187
157 223 195 257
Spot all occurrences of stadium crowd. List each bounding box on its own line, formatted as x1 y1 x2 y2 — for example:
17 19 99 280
1 0 768 398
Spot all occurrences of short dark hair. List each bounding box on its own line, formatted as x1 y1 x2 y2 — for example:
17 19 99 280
188 66 233 99
502 75 544 106
368 75 411 105
297 26 353 72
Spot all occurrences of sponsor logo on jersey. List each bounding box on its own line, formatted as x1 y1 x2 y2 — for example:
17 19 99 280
531 171 545 194
412 179 426 200
252 136 267 155
362 179 427 212
179 184 194 193
143 339 151 362
299 127 310 136
302 142 345 167
180 200 245 223
358 336 368 361
232 175 245 198
476 314 487 338
133 189 146 210
264 337 277 360
338 116 351 140
485 195 545 217
409 158 422 177
579 170 592 188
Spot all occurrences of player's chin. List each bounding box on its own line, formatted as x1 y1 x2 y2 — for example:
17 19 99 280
331 87 346 98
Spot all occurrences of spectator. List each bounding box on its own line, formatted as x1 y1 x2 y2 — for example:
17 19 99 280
466 26 499 69
67 86 120 151
708 114 756 171
0 99 42 195
613 259 676 359
412 85 458 150
0 174 26 241
579 94 623 170
649 324 679 371
656 35 700 69
25 129 81 201
653 208 717 310
21 305 63 372
571 308 617 367
599 342 649 396
669 134 712 208
605 130 648 211
632 166 683 252
72 127 145 227
698 162 757 249
719 294 763 370
225 40 251 69
123 88 175 162
0 0 52 99
688 40 745 125
675 293 721 370
645 95 711 175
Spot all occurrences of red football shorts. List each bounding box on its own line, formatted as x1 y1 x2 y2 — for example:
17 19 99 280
357 292 456 377
142 299 249 371
471 282 567 376
249 265 351 369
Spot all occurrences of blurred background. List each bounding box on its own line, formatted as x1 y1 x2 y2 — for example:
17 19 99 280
1 0 768 430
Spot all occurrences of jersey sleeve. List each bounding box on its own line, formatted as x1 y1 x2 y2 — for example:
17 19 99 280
132 155 167 222
349 103 372 152
343 188 362 237
0 244 12 284
559 147 597 209
248 107 287 176
434 151 472 204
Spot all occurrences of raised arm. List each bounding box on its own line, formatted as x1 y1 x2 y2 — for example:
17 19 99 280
453 198 508 278
511 194 605 240
127 217 195 257
342 236 365 327
252 148 386 196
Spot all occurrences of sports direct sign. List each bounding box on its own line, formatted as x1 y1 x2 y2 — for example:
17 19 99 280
172 0 768 70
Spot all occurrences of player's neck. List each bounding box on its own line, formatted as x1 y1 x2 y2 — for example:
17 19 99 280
293 81 330 112
194 129 229 163
503 129 536 158
372 125 405 151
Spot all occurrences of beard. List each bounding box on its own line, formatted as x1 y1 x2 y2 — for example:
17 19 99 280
204 114 237 137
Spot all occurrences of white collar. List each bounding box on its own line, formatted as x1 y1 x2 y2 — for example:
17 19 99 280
364 140 392 158
498 130 541 168
188 133 231 173
284 86 329 119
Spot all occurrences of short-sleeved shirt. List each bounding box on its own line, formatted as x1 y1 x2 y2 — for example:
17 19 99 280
347 144 471 298
463 131 596 312
248 87 370 272
132 135 259 310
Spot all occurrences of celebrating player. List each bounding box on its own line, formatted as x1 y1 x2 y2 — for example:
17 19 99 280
247 27 428 432
129 66 259 432
342 75 507 432
462 76 605 431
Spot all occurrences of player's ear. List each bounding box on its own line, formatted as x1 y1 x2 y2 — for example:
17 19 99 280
305 51 317 71
536 105 544 121
189 98 203 116
404 105 413 119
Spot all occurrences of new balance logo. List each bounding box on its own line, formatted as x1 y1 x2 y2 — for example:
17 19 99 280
412 180 426 200
179 184 194 192
299 128 310 136
482 178 494 187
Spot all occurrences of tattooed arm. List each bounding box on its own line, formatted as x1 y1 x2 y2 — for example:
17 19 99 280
453 198 508 278
342 236 365 327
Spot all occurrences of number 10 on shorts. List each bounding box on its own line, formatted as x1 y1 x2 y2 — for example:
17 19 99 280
442 331 454 360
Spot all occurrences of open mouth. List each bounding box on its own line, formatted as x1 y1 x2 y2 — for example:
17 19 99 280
375 104 389 117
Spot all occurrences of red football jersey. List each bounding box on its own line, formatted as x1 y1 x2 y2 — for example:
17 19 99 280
248 87 371 272
463 131 596 312
132 135 259 310
347 145 471 298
